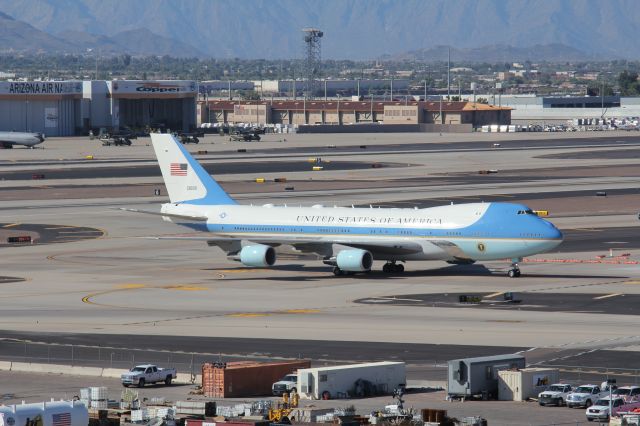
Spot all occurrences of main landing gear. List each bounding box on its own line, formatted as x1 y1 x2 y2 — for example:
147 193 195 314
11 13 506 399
507 259 521 278
382 261 404 274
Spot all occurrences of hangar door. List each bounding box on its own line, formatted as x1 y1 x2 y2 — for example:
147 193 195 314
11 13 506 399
117 98 193 132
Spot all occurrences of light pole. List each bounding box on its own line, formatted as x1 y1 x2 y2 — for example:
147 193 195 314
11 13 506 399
370 93 373 122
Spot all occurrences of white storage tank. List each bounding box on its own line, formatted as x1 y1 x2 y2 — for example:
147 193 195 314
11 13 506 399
498 368 559 401
89 387 107 401
297 361 405 400
0 400 88 426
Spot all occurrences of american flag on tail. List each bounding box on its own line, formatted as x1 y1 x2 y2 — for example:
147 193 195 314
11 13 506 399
170 163 188 176
52 413 71 426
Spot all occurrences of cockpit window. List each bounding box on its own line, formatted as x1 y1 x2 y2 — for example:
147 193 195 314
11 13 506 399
517 209 535 215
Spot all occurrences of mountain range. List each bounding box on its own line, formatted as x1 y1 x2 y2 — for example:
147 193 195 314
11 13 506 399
0 11 202 56
0 0 638 60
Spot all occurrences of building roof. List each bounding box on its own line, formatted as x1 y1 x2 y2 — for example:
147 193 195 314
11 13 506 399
205 100 511 113
463 102 513 111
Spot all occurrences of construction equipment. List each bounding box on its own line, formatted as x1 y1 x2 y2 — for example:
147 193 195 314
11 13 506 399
268 391 299 422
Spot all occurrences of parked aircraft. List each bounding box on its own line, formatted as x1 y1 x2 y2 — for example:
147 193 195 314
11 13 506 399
126 133 563 277
0 131 45 148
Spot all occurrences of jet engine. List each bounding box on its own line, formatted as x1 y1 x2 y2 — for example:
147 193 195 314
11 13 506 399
336 249 373 272
239 244 276 267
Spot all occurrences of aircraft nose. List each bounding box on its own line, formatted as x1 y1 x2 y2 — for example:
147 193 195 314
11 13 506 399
544 221 563 243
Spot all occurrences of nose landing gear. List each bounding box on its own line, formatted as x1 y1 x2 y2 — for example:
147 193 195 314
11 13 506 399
507 258 522 278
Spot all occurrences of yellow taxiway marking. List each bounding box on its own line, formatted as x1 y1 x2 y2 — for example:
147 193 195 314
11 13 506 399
593 293 622 300
82 283 210 307
116 284 147 289
483 292 504 299
625 280 640 285
283 309 321 314
44 225 78 230
228 313 269 318
164 285 208 291
2 223 20 228
227 309 321 318
491 194 515 198
567 228 603 232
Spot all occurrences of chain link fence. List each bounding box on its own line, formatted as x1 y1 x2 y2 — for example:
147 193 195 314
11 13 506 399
0 338 279 377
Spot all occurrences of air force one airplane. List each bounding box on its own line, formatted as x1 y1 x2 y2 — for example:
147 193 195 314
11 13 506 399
134 133 563 277
0 131 45 148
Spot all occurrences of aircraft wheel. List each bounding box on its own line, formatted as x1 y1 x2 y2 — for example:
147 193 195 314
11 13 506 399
382 263 391 273
333 267 343 276
508 268 521 278
395 264 404 273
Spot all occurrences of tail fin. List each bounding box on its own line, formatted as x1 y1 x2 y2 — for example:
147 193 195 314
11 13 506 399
151 133 237 205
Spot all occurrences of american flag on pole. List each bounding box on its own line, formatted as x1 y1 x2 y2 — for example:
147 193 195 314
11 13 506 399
52 413 71 426
170 163 188 176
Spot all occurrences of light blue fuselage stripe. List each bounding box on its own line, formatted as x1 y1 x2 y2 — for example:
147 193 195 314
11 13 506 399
199 222 557 241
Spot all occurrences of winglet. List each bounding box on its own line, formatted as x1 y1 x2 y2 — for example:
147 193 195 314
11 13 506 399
150 133 237 205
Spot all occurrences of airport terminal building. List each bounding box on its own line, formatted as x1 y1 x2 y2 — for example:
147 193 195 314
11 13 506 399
0 80 197 136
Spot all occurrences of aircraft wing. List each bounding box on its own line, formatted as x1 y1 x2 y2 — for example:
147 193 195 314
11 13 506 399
147 233 424 257
430 239 474 261
118 208 208 222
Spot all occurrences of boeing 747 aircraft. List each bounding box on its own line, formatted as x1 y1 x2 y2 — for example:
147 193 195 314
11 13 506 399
0 131 45 148
132 133 563 277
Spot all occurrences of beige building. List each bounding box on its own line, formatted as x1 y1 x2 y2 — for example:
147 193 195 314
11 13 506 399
200 100 510 128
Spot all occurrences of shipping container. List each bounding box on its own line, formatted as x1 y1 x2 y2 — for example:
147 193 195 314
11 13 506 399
202 361 311 398
498 368 559 401
297 361 405 400
447 354 525 400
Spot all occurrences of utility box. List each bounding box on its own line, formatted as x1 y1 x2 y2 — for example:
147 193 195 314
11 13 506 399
447 354 525 400
297 361 405 400
498 368 559 401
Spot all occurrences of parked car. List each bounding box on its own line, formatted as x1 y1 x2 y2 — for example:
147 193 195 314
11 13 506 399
121 364 177 387
566 384 607 408
538 383 573 406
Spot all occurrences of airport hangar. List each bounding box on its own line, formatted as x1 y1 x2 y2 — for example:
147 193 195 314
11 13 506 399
0 80 197 137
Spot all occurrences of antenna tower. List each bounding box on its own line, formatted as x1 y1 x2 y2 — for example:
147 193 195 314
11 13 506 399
302 28 323 99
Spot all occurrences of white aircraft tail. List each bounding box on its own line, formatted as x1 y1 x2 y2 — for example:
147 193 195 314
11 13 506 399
150 133 236 205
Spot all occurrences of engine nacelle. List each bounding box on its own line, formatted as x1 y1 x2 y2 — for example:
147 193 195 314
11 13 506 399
336 249 373 272
240 244 276 267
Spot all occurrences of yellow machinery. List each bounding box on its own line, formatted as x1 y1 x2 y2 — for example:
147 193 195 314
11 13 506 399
268 391 299 422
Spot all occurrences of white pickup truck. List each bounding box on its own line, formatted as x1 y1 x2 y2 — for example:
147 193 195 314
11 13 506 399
538 383 573 406
121 364 177 387
566 384 607 408
272 374 298 396
585 397 640 421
